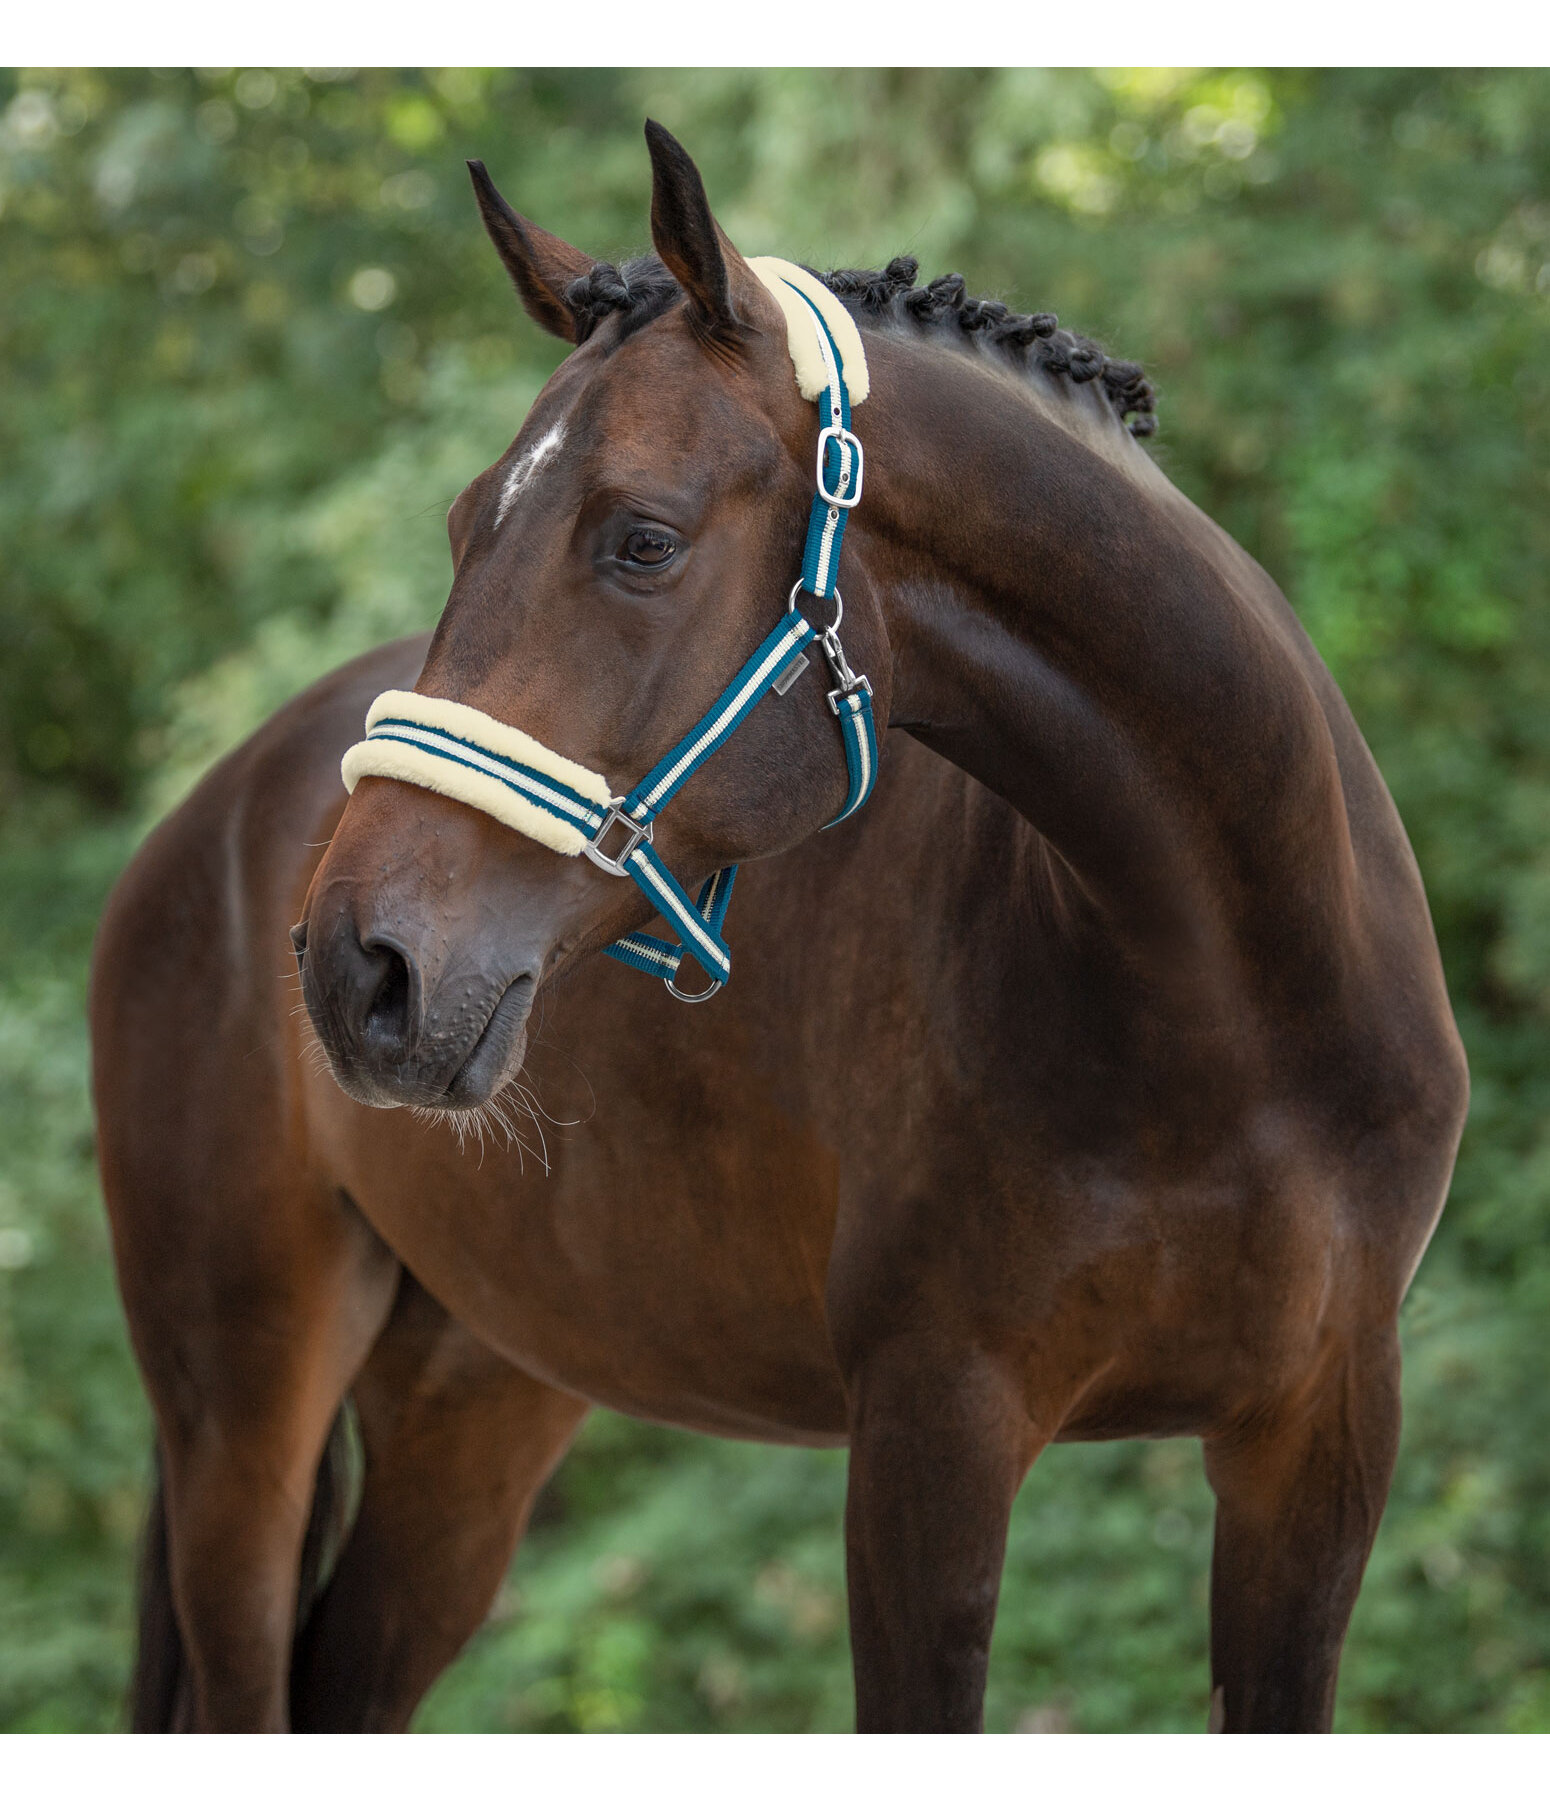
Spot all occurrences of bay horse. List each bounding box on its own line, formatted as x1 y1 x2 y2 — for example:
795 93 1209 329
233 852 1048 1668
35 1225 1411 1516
90 122 1468 1733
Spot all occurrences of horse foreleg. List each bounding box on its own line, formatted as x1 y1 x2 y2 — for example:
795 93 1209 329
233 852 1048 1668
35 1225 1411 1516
290 1274 588 1732
140 1185 400 1732
839 1338 1038 1732
1203 1330 1403 1732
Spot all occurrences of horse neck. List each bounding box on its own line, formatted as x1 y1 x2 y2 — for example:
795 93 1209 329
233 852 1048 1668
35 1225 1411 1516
860 332 1360 993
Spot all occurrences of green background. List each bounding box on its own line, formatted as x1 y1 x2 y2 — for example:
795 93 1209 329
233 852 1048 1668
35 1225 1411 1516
1 68 1548 1732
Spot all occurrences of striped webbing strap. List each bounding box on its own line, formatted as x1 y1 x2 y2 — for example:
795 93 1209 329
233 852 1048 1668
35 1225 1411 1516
601 610 817 988
790 284 857 601
342 264 879 1000
771 275 877 827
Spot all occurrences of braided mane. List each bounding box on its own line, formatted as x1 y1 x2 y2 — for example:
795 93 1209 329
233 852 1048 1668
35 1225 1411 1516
563 252 1157 438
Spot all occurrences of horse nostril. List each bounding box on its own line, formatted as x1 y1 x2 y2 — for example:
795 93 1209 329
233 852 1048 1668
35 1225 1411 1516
288 920 308 970
360 935 415 1050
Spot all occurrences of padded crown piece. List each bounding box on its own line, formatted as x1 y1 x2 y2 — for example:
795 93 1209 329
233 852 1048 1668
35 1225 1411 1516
747 256 870 406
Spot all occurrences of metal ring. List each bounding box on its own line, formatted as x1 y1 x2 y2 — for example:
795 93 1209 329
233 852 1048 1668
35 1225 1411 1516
787 578 842 636
664 968 724 1004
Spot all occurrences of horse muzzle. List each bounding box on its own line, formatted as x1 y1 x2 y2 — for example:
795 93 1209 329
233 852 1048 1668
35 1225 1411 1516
294 904 539 1111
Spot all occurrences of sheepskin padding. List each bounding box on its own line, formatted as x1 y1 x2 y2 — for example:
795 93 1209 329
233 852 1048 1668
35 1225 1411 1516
748 257 871 406
340 689 619 858
363 690 615 802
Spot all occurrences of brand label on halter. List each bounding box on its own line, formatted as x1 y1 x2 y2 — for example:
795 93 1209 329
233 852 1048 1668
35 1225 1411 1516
747 257 870 406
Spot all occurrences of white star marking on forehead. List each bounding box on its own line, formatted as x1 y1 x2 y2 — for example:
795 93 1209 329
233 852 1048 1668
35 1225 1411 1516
494 422 566 527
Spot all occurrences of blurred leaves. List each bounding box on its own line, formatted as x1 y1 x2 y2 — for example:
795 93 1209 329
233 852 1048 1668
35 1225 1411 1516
1 67 1548 1731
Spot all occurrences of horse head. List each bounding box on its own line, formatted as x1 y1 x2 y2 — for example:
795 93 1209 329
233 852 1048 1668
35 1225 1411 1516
297 123 890 1110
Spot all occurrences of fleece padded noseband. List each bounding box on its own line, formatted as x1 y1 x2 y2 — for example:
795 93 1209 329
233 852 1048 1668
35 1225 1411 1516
342 691 615 858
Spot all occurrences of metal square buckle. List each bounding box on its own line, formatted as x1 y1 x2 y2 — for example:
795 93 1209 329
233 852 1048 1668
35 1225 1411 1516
816 426 864 509
827 674 873 716
584 805 653 876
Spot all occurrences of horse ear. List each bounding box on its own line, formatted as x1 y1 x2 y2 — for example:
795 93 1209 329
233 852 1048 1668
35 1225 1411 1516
467 159 593 344
644 119 752 338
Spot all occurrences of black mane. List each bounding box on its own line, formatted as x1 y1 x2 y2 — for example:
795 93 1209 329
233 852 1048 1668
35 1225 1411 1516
563 252 1157 438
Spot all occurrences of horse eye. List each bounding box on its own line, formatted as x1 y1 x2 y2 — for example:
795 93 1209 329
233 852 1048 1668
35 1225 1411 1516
620 529 677 568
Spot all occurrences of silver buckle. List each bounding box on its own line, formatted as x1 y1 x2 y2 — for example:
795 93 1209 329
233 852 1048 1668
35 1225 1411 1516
827 675 873 716
584 805 652 876
815 426 864 509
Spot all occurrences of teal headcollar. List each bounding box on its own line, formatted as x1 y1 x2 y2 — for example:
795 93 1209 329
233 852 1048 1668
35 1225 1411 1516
342 264 878 1002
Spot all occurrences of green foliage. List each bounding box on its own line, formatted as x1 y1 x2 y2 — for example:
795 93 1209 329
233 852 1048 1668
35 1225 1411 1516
1 67 1548 1731
0 813 145 1730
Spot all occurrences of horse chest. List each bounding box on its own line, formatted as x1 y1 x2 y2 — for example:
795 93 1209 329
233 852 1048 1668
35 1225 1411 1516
324 1085 854 1442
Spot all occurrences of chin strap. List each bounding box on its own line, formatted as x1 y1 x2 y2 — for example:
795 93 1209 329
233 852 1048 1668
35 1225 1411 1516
342 261 879 1003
